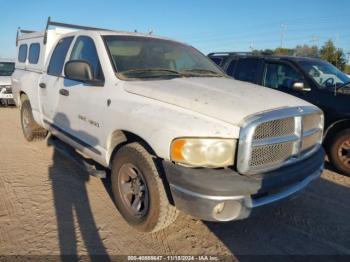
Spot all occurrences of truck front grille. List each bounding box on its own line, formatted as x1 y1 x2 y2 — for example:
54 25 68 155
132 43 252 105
237 106 323 175
253 117 295 140
250 141 294 167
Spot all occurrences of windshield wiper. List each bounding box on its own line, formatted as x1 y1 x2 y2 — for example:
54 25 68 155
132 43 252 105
119 68 184 78
118 68 225 79
182 69 225 77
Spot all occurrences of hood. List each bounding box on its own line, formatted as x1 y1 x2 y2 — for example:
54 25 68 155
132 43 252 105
0 76 11 86
124 77 312 126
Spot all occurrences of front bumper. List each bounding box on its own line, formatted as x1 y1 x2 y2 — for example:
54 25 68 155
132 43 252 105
163 147 324 222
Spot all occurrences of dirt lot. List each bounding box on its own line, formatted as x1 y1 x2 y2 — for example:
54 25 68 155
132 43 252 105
0 107 349 260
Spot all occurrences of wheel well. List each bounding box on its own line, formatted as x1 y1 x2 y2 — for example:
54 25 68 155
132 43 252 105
107 130 158 168
19 91 28 107
324 119 350 148
106 130 175 205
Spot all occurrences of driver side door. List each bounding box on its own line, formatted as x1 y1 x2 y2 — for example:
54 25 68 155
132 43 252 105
57 35 106 158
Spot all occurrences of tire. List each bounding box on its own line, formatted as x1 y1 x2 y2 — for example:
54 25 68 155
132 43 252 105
328 128 350 176
20 99 48 141
111 142 178 232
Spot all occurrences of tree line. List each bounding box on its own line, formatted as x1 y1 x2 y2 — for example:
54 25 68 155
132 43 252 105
253 39 349 73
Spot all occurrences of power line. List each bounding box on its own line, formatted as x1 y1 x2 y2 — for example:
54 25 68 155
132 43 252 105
173 15 349 39
280 24 288 48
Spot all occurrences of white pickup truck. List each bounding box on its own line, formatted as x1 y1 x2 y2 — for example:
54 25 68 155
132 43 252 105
0 59 15 106
12 19 325 232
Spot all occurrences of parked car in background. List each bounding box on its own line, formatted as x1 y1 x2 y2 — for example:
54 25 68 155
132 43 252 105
12 19 325 232
208 52 350 176
0 59 15 106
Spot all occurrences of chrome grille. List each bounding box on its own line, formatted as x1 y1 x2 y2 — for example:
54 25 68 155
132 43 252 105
302 130 322 153
250 142 294 167
253 117 295 140
237 106 323 175
0 86 12 94
303 114 322 131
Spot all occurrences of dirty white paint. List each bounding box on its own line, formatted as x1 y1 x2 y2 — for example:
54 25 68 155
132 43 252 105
12 29 317 167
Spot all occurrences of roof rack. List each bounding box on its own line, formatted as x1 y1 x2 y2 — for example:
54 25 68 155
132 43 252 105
16 17 111 46
208 51 274 57
208 52 254 57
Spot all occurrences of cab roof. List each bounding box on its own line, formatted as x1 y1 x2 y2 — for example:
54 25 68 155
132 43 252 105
208 52 324 63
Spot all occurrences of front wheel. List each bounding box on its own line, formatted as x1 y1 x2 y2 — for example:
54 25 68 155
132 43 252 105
111 142 178 232
329 128 350 176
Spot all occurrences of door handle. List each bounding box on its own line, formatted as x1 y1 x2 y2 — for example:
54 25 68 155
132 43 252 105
39 83 46 89
59 89 69 96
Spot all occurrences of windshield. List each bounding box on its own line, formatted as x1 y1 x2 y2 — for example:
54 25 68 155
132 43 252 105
299 60 350 89
0 62 15 76
103 35 225 79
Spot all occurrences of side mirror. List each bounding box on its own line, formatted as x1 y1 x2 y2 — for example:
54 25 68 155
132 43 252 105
64 60 94 82
292 81 311 92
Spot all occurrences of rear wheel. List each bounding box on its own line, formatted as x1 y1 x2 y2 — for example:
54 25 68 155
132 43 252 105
111 142 178 232
20 98 48 141
329 128 350 176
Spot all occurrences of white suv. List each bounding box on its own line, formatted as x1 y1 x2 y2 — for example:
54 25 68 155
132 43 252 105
0 59 15 106
12 19 325 232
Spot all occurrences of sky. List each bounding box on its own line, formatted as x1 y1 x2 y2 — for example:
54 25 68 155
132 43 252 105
0 0 349 59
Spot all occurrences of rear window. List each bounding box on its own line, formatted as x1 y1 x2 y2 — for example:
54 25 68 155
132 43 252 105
234 58 260 83
18 44 27 63
28 43 40 64
47 37 74 76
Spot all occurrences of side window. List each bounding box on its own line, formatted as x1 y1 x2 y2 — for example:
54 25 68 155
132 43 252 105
48 37 74 76
70 36 104 80
263 63 303 90
234 58 260 83
18 44 28 63
226 59 237 76
210 57 223 66
28 43 40 64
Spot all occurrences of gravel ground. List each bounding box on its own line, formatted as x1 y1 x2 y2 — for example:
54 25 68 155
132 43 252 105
0 107 349 260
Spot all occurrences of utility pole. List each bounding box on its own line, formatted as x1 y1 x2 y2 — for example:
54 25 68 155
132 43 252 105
311 35 319 47
280 24 287 49
249 40 254 51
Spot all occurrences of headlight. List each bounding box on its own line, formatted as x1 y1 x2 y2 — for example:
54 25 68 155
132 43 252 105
170 138 236 167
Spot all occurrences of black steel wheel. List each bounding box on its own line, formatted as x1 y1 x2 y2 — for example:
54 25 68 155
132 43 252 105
111 142 178 232
117 163 149 218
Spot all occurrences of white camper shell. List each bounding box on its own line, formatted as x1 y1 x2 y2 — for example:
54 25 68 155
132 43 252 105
16 28 74 72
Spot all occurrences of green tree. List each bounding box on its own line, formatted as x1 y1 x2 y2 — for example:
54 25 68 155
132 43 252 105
345 65 350 75
320 39 346 70
274 48 294 56
294 44 319 58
